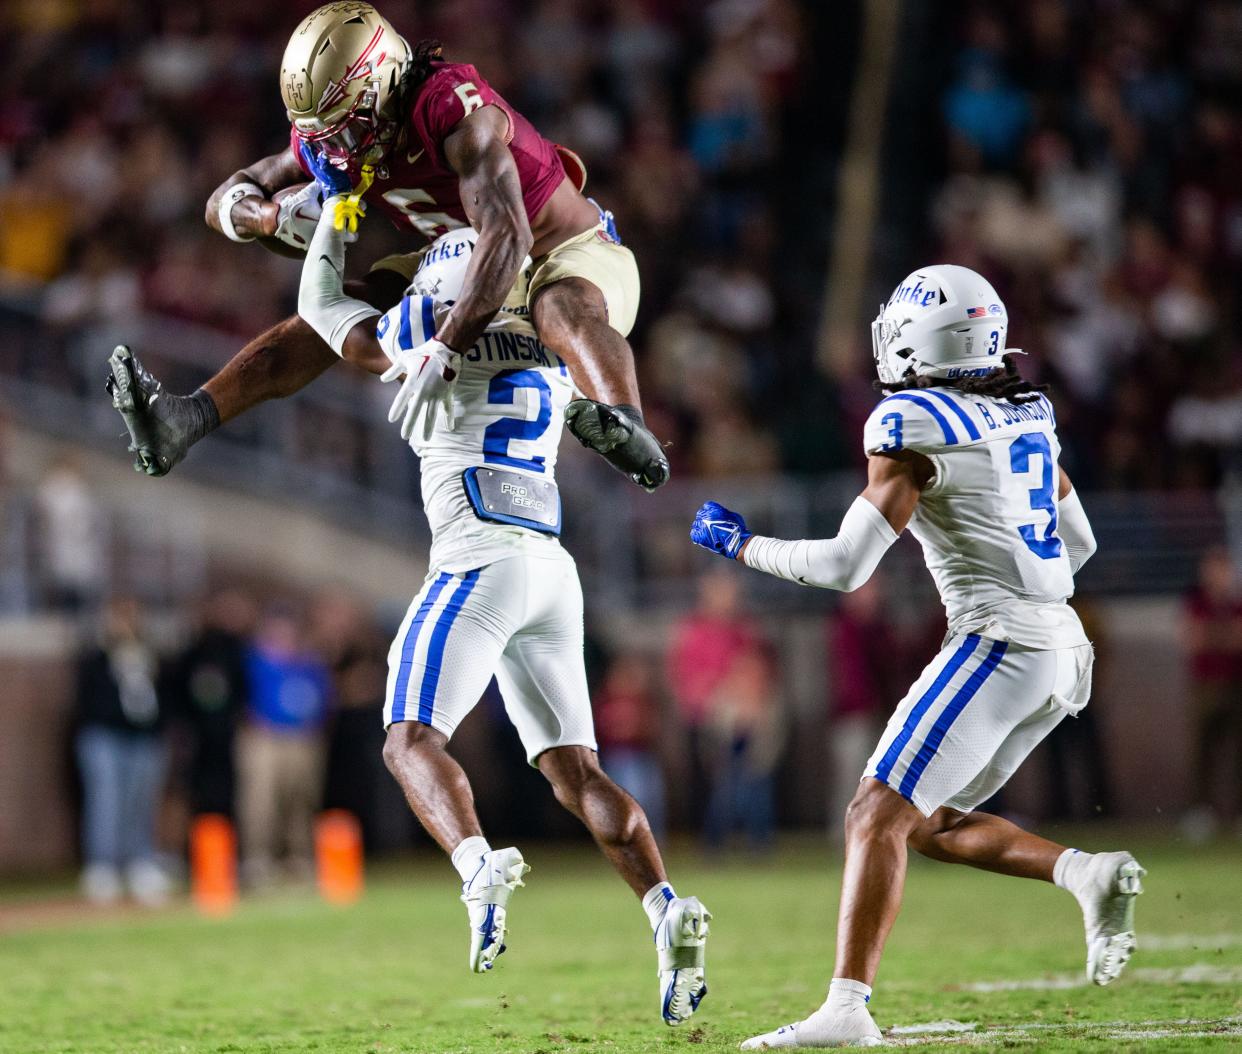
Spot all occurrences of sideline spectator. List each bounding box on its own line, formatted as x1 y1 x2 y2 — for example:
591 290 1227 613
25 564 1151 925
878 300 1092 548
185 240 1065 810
165 588 256 818
668 566 756 814
236 607 332 887
312 591 392 852
595 652 666 839
669 567 782 851
74 596 169 905
1179 547 1242 841
33 455 106 612
1043 594 1113 821
701 645 783 853
825 578 897 837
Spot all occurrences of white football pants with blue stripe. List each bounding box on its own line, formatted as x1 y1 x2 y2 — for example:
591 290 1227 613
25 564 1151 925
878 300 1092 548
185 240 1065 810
864 633 1094 816
384 550 598 762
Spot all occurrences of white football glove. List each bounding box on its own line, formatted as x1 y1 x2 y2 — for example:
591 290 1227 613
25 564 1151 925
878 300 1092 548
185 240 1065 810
382 337 462 442
272 183 358 250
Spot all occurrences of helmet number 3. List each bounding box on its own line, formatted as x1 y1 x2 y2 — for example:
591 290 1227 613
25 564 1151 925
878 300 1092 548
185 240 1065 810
988 330 1000 355
454 82 484 115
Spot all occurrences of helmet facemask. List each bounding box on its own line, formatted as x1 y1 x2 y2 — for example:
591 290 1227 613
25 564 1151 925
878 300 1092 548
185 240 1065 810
870 308 916 385
294 80 403 177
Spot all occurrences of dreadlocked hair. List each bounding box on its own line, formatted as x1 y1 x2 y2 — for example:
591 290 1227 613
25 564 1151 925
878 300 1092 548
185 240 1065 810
408 39 444 87
874 353 1049 404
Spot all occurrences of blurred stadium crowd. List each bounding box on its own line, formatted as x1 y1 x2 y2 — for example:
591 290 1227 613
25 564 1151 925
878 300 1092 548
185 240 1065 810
0 1 1238 484
0 0 808 481
923 2 1242 492
1 0 1241 885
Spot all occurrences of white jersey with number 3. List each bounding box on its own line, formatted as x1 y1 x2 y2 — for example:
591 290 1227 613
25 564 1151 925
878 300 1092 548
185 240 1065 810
376 291 575 574
863 386 1087 650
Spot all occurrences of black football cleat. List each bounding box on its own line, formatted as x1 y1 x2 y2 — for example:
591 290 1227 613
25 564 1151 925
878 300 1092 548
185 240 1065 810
564 399 670 492
106 345 219 477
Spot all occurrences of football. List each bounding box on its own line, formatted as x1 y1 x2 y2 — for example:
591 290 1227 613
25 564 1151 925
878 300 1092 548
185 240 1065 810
256 182 316 259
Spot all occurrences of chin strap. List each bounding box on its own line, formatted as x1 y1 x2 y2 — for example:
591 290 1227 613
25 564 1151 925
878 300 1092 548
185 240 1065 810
332 163 375 233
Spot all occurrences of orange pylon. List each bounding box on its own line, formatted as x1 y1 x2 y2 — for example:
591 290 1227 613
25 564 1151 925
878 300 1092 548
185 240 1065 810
316 810 364 905
190 814 237 917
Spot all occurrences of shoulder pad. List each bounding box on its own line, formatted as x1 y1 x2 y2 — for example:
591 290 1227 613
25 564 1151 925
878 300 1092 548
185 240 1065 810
863 389 984 456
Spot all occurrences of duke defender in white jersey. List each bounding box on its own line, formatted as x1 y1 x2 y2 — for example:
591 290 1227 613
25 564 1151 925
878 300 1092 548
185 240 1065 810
691 265 1144 1048
293 169 709 1027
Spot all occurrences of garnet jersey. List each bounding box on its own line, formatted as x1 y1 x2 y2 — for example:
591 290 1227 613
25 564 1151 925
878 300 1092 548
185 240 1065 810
863 387 1088 650
292 61 567 240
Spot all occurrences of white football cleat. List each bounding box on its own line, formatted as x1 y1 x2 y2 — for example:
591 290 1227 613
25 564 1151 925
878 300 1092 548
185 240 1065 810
460 846 530 973
741 1004 883 1049
1076 851 1145 985
656 895 711 1025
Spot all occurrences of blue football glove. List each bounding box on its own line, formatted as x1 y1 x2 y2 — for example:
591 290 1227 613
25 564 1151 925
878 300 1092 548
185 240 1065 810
299 143 374 233
299 142 353 199
690 500 752 559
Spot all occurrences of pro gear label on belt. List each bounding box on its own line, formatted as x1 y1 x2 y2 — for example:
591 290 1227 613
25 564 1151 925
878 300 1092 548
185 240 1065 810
462 467 562 536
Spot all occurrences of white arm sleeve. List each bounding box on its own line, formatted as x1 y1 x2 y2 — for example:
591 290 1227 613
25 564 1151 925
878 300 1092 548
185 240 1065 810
298 200 381 356
741 496 899 592
1057 487 1097 573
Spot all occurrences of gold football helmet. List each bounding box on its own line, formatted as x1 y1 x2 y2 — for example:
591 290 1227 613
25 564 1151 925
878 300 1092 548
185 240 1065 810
281 2 411 166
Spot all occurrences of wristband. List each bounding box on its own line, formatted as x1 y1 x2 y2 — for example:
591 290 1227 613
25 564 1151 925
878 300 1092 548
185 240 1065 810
218 182 264 243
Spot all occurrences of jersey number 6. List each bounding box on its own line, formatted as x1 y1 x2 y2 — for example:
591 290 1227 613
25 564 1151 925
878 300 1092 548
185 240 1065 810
454 82 484 115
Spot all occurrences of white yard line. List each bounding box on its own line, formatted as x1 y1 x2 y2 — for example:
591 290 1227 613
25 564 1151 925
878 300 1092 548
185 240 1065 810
885 1015 1242 1047
959 963 1242 992
1143 933 1242 951
889 1021 978 1035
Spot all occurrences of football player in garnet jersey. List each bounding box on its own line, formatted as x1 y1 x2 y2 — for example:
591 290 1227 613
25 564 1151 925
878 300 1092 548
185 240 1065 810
107 2 668 491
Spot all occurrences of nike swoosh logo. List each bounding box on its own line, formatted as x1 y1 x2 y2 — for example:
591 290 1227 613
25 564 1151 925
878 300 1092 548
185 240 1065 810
407 147 425 164
319 254 342 279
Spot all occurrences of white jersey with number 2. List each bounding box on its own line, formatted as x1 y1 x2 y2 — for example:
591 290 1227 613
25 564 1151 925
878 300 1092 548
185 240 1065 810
371 233 596 764
863 386 1087 650
375 279 575 574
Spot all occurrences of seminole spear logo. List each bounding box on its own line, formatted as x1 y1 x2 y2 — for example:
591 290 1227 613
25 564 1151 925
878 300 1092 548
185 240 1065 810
316 26 385 114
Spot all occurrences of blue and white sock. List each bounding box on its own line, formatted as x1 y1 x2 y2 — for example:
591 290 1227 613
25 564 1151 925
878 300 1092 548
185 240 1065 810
451 836 492 884
825 977 872 1013
642 881 676 931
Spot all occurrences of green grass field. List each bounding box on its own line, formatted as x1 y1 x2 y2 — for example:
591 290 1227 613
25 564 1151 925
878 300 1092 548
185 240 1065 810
2 835 1240 1053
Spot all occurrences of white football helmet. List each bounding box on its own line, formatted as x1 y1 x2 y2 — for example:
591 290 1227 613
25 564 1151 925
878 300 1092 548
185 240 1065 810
410 229 531 315
870 264 1014 384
